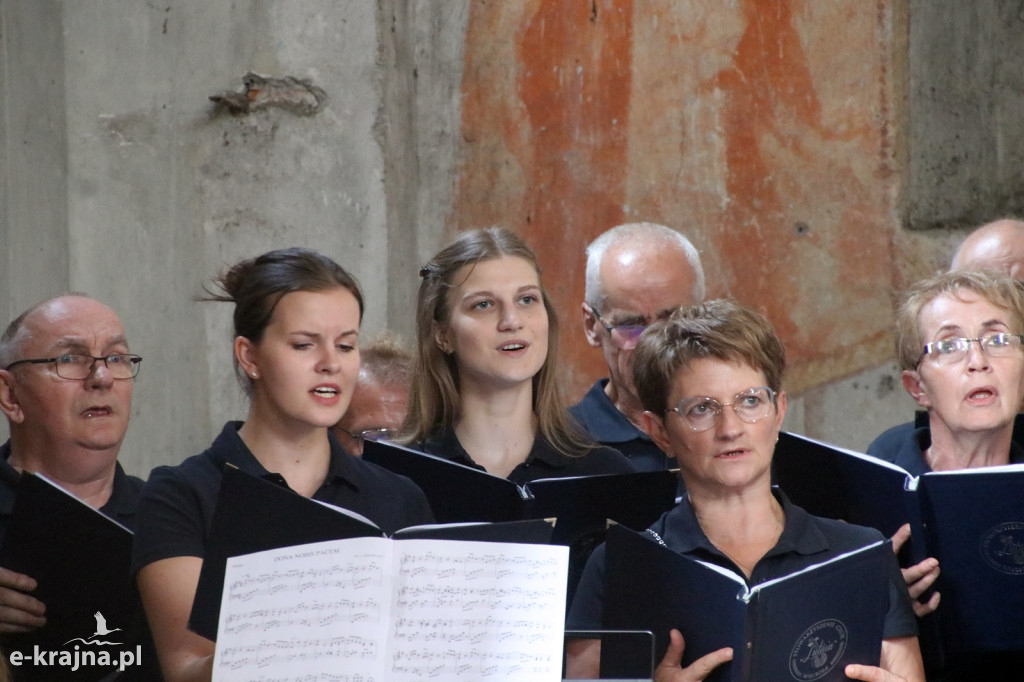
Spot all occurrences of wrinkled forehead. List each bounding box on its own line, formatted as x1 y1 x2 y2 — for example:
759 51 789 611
22 297 128 353
600 247 698 314
917 288 1016 337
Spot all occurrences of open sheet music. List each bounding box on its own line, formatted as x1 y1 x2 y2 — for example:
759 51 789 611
361 439 678 606
213 536 569 681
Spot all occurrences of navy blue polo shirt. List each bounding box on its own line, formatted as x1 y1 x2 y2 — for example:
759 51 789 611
868 418 1024 476
569 379 671 472
414 425 635 485
131 421 434 575
567 489 917 639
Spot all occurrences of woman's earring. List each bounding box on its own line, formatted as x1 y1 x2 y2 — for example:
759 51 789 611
250 370 258 379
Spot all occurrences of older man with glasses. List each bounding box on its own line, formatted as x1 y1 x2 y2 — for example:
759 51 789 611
0 294 144 640
571 222 706 472
331 331 412 456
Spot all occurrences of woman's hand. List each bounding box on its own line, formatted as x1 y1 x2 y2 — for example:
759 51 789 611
891 524 941 617
844 664 907 681
0 567 46 634
654 629 733 682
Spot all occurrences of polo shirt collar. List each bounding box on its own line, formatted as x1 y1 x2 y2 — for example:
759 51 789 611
767 489 830 557
1009 439 1024 465
213 421 365 493
0 439 138 519
656 488 828 558
429 429 475 468
577 379 652 444
909 426 1024 472
0 440 18 516
432 428 570 471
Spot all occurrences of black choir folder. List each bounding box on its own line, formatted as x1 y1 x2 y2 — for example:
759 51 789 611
772 432 912 539
603 525 891 682
189 465 554 642
773 431 1024 653
0 473 142 682
362 439 678 527
361 439 678 602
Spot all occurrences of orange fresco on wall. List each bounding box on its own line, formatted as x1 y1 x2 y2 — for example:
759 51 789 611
455 0 897 399
706 0 895 390
455 0 634 396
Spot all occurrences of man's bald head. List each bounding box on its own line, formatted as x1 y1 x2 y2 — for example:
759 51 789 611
951 218 1024 279
581 223 706 411
584 222 705 311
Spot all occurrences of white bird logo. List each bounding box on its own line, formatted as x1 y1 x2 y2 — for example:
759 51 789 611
92 611 122 638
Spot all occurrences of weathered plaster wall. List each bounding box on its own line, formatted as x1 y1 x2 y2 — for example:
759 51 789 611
0 0 70 321
0 1 468 475
2 0 1022 471
454 1 902 400
449 0 1022 449
904 1 1024 231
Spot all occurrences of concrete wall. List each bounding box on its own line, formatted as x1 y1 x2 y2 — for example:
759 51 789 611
1 0 1021 473
904 0 1024 231
0 1 468 475
1 0 70 319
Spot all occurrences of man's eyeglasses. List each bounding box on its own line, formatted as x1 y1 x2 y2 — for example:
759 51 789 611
4 353 142 380
920 333 1024 366
667 386 776 432
340 427 397 444
588 306 648 350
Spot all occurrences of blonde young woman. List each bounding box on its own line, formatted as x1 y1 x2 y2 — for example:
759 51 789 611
401 227 635 482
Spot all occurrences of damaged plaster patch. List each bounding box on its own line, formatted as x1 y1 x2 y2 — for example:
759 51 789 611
209 72 328 116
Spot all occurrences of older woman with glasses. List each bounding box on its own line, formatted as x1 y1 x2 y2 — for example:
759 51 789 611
565 299 924 682
870 269 1024 475
866 269 1024 679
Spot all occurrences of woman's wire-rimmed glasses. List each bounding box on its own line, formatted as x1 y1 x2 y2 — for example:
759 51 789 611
340 427 397 445
919 333 1024 366
667 386 776 432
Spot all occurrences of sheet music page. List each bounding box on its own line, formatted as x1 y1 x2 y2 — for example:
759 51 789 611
213 537 393 681
388 538 568 681
212 536 568 682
